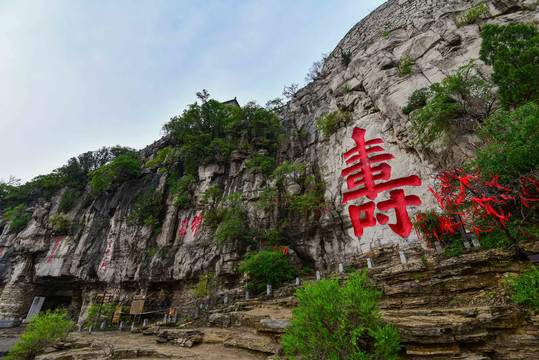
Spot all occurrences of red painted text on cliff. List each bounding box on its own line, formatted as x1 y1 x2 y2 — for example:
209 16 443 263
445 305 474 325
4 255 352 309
47 236 63 263
99 238 114 273
178 213 203 238
342 127 422 237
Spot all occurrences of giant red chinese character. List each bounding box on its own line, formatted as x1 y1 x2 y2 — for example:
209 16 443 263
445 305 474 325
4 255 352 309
191 214 203 238
178 217 189 237
342 127 422 237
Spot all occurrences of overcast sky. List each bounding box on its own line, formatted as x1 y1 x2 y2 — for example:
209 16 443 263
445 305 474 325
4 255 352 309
0 0 386 183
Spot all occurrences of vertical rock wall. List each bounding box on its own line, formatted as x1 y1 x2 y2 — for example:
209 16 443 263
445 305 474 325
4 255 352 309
0 0 536 324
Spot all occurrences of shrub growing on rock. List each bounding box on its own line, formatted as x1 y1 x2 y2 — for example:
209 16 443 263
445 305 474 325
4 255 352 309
7 309 73 360
48 213 73 234
475 102 539 183
237 249 295 291
281 269 401 359
2 204 31 231
89 152 141 194
508 266 539 311
480 23 539 109
316 111 352 137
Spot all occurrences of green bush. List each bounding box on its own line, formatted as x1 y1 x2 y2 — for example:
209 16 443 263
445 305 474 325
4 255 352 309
200 185 223 208
480 23 539 109
7 309 73 360
316 111 352 137
127 186 163 231
89 153 141 194
3 204 31 231
396 56 413 77
206 192 251 244
478 230 512 249
507 266 539 310
48 213 73 234
411 61 495 144
402 87 429 115
281 269 401 359
191 271 217 298
261 162 329 217
145 146 180 169
58 188 79 213
457 3 488 26
168 170 195 210
285 179 328 215
84 301 119 328
163 92 282 177
475 102 539 183
413 210 462 251
237 249 295 290
340 49 352 67
246 154 276 175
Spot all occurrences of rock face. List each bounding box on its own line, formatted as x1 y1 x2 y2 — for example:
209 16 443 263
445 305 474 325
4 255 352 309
0 1 537 356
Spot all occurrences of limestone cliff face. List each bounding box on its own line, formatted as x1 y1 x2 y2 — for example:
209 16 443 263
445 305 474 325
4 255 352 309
0 0 536 332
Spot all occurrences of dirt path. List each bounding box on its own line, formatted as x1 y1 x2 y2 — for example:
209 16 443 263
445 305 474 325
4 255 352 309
36 329 272 360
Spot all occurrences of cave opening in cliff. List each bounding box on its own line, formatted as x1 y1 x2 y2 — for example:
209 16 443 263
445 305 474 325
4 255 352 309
32 279 83 318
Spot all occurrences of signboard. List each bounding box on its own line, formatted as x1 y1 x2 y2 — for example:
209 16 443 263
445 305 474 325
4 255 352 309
112 306 122 323
98 292 111 303
130 295 145 315
23 297 45 324
168 307 176 317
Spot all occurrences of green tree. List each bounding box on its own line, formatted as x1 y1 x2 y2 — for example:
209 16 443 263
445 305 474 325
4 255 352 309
7 309 73 360
58 146 136 190
210 192 251 244
475 102 539 183
411 61 495 144
237 249 295 290
281 269 401 360
480 23 539 108
2 204 31 231
127 186 164 231
163 91 234 175
84 301 119 328
163 91 282 177
89 153 141 194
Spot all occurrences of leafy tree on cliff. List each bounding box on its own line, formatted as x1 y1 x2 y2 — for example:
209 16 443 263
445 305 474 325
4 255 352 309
163 91 282 177
475 102 539 183
89 151 141 194
480 23 539 108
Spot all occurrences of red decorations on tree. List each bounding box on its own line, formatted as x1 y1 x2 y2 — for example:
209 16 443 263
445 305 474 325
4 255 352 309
413 212 460 249
342 127 422 237
429 167 539 242
274 245 289 255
